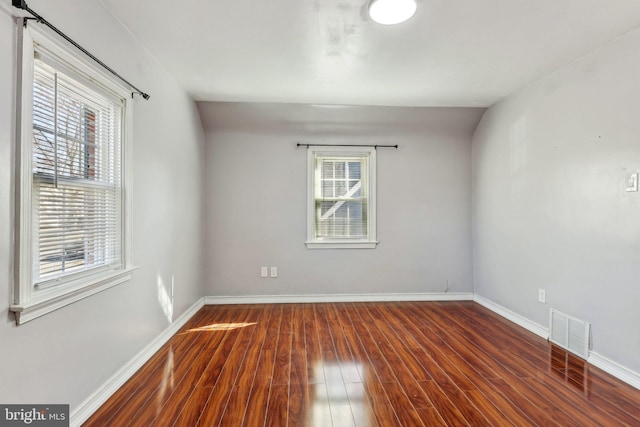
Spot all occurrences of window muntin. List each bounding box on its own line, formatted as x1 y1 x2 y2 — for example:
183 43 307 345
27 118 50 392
306 147 377 249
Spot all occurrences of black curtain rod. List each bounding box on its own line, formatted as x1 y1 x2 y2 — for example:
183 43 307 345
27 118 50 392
12 0 151 100
297 143 398 149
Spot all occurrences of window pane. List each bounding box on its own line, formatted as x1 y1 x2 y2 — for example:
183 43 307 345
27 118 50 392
348 180 360 196
32 58 123 287
321 180 333 198
316 200 367 238
348 161 361 180
322 160 333 179
34 180 120 283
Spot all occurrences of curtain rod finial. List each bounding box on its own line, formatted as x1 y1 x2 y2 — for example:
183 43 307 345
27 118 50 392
133 92 151 101
12 0 27 10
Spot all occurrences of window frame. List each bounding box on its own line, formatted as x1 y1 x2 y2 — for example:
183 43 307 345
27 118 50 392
306 146 378 249
11 24 135 324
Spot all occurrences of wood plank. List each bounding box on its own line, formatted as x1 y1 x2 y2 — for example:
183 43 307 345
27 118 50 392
170 386 212 427
265 384 289 427
253 349 276 386
344 382 379 427
194 329 242 388
382 380 426 427
111 329 214 426
235 317 270 386
416 407 447 426
288 379 309 427
351 320 396 383
241 385 270 427
83 302 640 427
194 376 233 427
272 331 292 386
291 304 306 351
419 379 471 426
290 350 308 386
262 305 283 351
307 383 332 426
218 385 252 426
303 318 324 385
329 404 356 427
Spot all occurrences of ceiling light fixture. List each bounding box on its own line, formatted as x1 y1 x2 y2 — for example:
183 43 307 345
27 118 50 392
369 0 417 25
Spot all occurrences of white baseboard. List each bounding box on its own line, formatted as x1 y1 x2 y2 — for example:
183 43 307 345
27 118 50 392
589 352 640 391
70 297 205 427
474 295 640 391
204 292 474 305
473 294 549 339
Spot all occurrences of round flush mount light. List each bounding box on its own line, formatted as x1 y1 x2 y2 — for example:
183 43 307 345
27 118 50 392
369 0 417 25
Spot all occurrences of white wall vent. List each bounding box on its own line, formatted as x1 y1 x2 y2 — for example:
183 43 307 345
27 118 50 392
549 309 590 359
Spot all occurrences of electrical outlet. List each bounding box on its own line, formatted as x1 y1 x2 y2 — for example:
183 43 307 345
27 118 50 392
538 288 546 304
260 267 268 278
270 267 278 278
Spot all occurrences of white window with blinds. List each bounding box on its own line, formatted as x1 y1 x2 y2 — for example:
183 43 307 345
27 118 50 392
306 146 377 249
12 26 134 324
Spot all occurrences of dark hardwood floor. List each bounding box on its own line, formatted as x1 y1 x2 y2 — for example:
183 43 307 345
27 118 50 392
83 301 640 426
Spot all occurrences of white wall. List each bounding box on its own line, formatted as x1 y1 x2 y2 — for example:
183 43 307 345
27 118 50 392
0 0 203 411
200 102 483 298
473 29 640 373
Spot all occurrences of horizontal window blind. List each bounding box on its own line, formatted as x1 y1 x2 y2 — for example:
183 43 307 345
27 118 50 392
32 55 124 289
314 155 368 239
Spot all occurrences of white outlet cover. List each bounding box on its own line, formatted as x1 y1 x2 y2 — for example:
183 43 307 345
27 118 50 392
538 289 546 304
260 267 268 278
270 267 278 278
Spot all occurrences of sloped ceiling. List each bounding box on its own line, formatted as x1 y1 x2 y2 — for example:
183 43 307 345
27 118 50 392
101 0 640 107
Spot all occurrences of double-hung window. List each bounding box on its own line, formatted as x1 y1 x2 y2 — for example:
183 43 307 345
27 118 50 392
306 146 377 248
11 26 133 324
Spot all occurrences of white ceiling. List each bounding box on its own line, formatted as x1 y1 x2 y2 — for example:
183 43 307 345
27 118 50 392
101 0 640 107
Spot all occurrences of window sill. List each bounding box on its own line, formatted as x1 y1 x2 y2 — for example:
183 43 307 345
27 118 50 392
10 266 138 325
306 241 378 249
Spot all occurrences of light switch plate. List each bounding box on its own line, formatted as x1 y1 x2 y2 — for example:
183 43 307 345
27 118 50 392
626 173 638 192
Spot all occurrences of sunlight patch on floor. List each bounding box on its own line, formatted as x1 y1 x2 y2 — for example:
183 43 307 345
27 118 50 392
184 322 257 333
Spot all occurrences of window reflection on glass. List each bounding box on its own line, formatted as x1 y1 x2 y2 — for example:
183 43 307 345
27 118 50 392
310 361 374 426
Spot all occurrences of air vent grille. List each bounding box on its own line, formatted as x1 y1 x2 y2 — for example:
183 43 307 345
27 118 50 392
549 309 590 359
